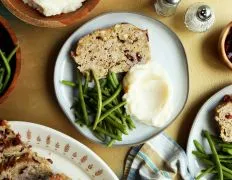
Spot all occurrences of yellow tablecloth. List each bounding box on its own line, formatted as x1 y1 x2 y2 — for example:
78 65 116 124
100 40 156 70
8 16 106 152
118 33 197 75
0 0 232 178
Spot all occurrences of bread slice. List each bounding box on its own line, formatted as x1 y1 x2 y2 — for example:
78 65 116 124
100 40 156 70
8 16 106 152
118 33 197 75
0 120 71 180
72 23 151 78
215 95 232 142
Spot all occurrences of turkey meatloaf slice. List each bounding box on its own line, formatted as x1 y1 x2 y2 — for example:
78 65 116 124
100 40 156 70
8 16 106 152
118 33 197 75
72 23 151 78
215 95 232 142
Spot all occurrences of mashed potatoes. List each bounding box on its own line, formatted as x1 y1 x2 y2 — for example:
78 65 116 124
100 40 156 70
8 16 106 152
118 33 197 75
123 61 172 127
22 0 86 16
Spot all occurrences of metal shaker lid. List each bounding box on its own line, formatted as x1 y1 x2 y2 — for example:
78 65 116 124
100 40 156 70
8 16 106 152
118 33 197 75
165 0 181 5
197 5 212 21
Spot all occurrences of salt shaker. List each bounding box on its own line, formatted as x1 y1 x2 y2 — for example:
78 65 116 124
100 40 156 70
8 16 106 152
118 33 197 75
184 3 215 32
154 0 181 17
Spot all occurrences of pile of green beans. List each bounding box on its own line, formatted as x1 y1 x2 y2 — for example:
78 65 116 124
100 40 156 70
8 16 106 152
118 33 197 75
61 70 136 147
0 45 19 94
193 130 232 180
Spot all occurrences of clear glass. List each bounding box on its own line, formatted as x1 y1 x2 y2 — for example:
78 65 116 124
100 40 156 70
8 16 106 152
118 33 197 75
154 0 178 17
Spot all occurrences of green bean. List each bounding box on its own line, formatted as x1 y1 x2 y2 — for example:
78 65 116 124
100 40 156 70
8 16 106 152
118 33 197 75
222 165 232 174
0 68 5 84
220 159 232 163
86 95 125 126
110 72 123 109
7 45 19 62
194 140 206 154
101 88 123 113
98 121 102 127
106 103 121 112
107 113 126 129
92 69 102 130
83 71 90 94
196 167 215 180
117 129 122 137
219 155 232 159
223 148 232 155
100 79 107 89
125 115 136 129
111 72 119 86
103 85 122 107
223 171 232 179
61 80 76 87
77 70 89 125
223 163 232 169
102 88 111 96
219 144 232 148
102 122 107 131
121 117 128 130
108 114 124 125
95 126 122 141
99 101 126 123
87 93 107 101
93 131 105 142
106 117 127 134
201 159 214 166
221 166 232 179
107 139 115 147
106 122 113 134
71 98 82 112
192 151 209 159
107 73 117 89
204 130 223 180
0 50 11 92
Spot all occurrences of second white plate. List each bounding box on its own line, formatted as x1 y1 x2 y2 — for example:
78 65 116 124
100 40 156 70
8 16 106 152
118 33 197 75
54 12 189 145
187 84 232 179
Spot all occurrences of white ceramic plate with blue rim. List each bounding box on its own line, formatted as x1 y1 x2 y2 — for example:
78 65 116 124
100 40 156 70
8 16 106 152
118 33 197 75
186 85 232 179
9 121 118 180
54 12 189 146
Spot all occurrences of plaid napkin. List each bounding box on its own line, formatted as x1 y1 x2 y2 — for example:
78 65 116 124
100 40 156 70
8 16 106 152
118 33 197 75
124 133 193 180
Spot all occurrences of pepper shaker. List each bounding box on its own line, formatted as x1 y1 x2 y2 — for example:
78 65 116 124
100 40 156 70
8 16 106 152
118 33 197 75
184 3 215 32
154 0 181 17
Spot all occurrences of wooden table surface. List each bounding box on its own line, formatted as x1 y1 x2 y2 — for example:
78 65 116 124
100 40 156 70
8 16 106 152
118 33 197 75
1 0 232 178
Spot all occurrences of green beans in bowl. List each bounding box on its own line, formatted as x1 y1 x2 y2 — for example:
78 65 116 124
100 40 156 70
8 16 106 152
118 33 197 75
0 15 21 104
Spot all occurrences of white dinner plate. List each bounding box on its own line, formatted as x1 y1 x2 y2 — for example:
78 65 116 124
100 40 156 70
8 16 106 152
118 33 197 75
54 12 189 145
9 121 118 180
186 84 232 179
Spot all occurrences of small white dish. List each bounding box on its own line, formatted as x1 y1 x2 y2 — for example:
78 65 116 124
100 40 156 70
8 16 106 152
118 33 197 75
54 12 189 145
9 121 118 180
186 84 232 179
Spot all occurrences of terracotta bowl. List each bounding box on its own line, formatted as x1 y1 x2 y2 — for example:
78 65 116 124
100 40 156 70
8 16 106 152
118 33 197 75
0 0 100 28
218 22 232 70
0 15 21 104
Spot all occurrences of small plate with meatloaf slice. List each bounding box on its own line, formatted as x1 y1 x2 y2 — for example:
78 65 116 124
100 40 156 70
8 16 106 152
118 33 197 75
2 120 118 180
187 84 232 178
54 12 189 146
